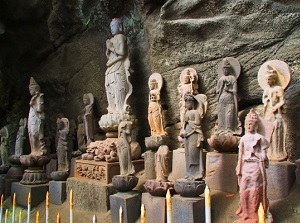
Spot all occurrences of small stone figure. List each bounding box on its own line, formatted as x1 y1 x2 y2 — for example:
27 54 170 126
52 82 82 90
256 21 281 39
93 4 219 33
235 109 272 223
14 118 27 156
117 121 135 176
28 77 47 156
258 61 291 161
105 18 132 114
83 93 94 145
177 68 199 130
148 73 167 137
216 58 241 134
155 145 170 182
77 115 86 152
180 93 207 180
0 126 10 168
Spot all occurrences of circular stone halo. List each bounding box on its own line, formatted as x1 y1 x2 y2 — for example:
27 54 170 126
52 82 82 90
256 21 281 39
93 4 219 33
217 57 241 79
257 60 291 90
148 72 163 91
180 68 198 84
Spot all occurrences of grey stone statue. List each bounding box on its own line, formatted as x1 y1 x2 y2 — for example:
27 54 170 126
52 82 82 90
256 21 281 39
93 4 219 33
105 18 132 114
117 121 135 176
83 93 94 145
0 126 10 167
14 118 27 156
155 145 170 182
56 117 70 172
28 77 46 156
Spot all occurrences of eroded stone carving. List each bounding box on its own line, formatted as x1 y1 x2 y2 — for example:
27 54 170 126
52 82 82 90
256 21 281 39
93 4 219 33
155 145 170 182
258 60 291 161
0 126 10 172
14 118 27 156
83 93 94 145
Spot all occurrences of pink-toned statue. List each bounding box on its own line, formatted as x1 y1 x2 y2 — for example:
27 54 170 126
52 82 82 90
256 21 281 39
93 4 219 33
235 109 272 223
105 18 132 114
83 93 94 145
258 61 291 161
148 73 167 136
28 77 46 156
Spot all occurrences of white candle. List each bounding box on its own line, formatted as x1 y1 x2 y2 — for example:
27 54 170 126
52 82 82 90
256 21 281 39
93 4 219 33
258 202 266 223
27 192 31 223
166 189 172 223
46 191 49 223
92 214 97 223
205 185 211 223
18 211 22 223
35 211 40 223
141 204 146 223
12 193 16 223
57 213 60 223
4 209 8 223
119 206 123 223
70 190 73 223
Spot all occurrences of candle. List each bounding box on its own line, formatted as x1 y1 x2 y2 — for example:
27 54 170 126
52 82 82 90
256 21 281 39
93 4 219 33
141 204 146 223
119 206 123 223
205 185 211 223
4 209 8 223
19 211 22 223
92 214 97 223
70 189 73 223
57 213 61 223
36 211 40 223
46 191 49 223
12 193 16 223
166 189 172 223
0 194 3 223
258 202 266 223
27 192 31 223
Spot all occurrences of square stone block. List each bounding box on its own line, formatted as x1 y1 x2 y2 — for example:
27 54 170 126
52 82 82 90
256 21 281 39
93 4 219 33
172 194 205 223
110 191 141 223
75 159 144 184
266 161 296 200
142 193 166 223
0 175 18 199
205 152 238 194
49 181 67 205
11 182 48 208
67 177 116 212
170 148 186 180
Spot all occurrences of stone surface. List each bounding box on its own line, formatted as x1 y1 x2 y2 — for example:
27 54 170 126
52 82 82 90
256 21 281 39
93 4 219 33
144 150 156 180
205 152 238 194
296 159 300 185
266 161 296 200
49 180 67 205
11 182 48 208
142 192 167 223
174 179 205 197
67 177 116 212
0 174 18 199
112 175 138 192
75 159 144 184
172 194 205 223
110 191 141 223
170 148 186 180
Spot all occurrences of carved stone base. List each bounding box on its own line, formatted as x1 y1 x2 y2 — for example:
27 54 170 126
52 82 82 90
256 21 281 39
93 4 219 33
174 179 205 197
144 180 174 197
20 169 49 185
99 113 137 132
50 171 69 181
112 175 138 192
208 133 240 152
75 159 144 184
0 166 10 174
142 193 167 223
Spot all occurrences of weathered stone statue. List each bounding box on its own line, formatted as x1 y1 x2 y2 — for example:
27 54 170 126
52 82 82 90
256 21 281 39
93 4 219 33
77 115 85 152
14 118 27 156
0 126 10 168
28 77 46 156
83 93 94 145
148 73 167 137
235 109 272 223
180 93 207 180
155 145 170 182
208 57 242 152
105 18 132 114
117 120 135 176
258 60 291 161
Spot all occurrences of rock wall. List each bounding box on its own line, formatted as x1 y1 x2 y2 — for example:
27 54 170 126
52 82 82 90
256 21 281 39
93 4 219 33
0 0 299 160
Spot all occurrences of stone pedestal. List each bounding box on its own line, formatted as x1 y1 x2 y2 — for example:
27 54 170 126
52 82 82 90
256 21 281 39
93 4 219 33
75 159 144 184
296 159 300 185
11 182 48 208
205 152 238 193
70 157 80 177
49 181 66 205
144 151 156 179
142 193 167 223
266 161 296 200
170 148 186 180
67 177 116 212
46 158 57 179
172 194 205 223
110 191 141 223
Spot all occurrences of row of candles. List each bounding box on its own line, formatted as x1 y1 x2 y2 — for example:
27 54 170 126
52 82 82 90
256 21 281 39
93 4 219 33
0 190 74 223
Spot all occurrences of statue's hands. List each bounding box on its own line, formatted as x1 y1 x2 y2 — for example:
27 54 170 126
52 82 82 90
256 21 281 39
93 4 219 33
271 106 278 112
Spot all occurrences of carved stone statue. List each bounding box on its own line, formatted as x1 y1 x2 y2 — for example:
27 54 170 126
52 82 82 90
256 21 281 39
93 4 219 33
180 93 207 180
15 118 27 156
105 18 132 114
258 60 291 161
155 145 170 182
0 126 10 168
177 68 199 130
83 93 94 145
117 121 135 176
28 77 47 156
235 109 272 223
77 115 86 152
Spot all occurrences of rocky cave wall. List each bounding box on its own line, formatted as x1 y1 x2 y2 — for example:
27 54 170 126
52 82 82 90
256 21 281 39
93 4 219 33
0 0 299 160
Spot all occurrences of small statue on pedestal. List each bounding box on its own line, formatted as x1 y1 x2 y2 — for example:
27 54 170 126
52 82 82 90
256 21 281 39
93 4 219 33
235 109 273 223
83 93 94 145
0 126 10 173
14 118 27 156
208 57 242 152
258 60 291 161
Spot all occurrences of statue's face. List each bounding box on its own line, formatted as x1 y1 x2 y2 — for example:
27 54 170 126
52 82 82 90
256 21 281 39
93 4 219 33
19 119 24 126
266 74 276 86
246 121 256 133
110 22 121 36
150 81 157 90
223 67 230 76
29 86 37 96
185 98 194 110
57 120 64 130
183 74 190 84
83 97 90 105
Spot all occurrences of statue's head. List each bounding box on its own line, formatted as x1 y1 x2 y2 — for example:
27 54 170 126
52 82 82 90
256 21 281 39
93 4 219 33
83 94 90 105
118 120 132 137
57 118 69 131
29 77 40 96
222 59 232 76
184 93 196 110
77 115 83 124
245 109 258 133
183 70 191 84
149 79 158 90
19 118 24 126
110 18 123 36
265 65 278 86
